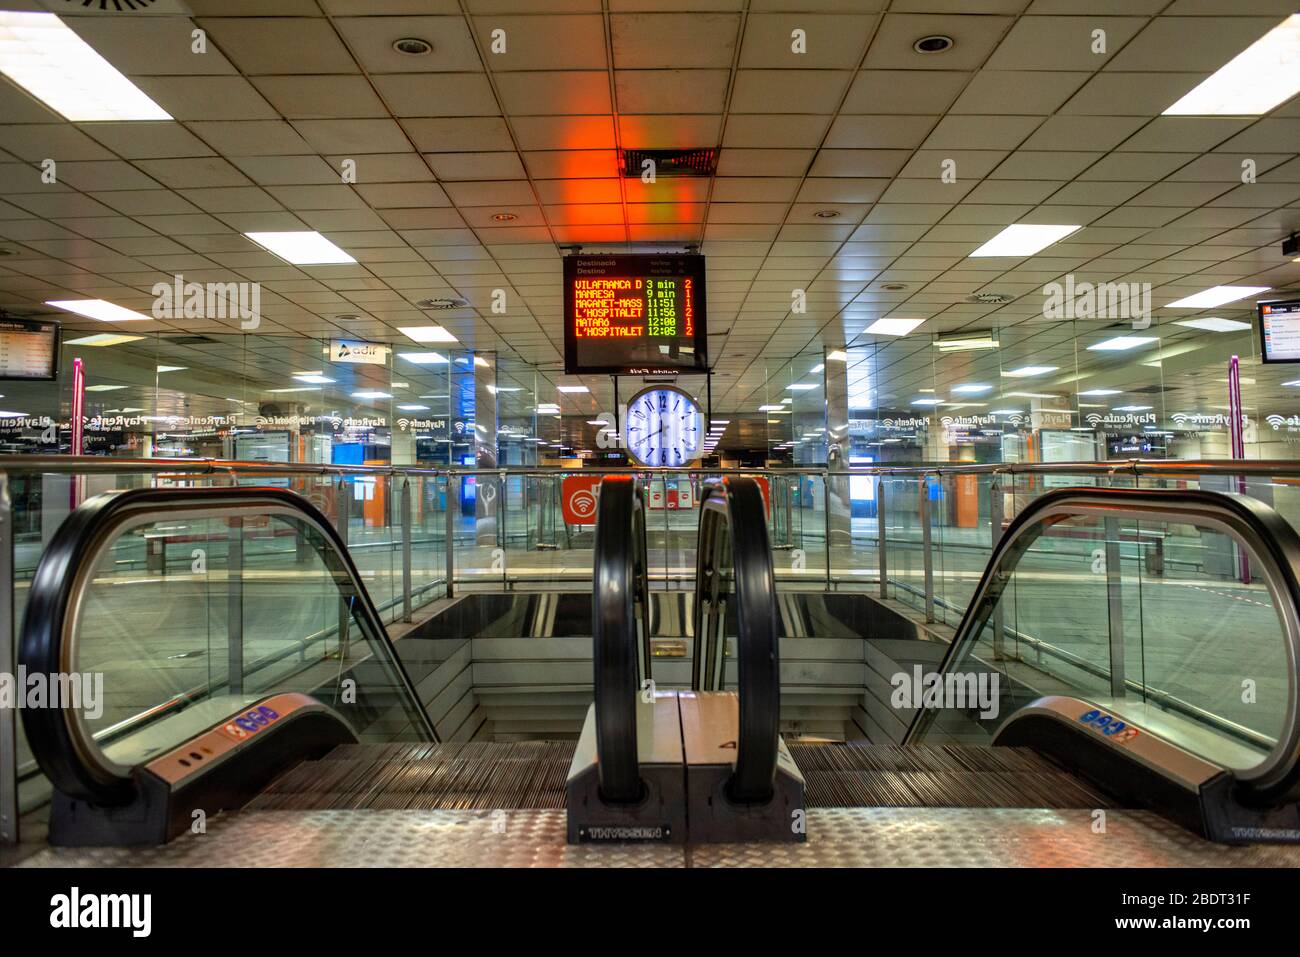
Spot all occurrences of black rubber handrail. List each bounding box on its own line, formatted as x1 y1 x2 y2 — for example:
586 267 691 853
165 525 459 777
695 477 780 805
592 476 649 803
19 485 438 806
904 486 1300 807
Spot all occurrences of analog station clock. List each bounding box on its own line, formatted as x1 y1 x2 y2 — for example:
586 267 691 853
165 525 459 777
624 385 702 467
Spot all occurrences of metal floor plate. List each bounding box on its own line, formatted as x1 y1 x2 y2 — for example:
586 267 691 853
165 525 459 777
17 807 1300 868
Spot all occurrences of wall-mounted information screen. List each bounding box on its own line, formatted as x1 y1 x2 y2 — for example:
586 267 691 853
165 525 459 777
1260 299 1300 363
564 254 707 375
0 317 59 381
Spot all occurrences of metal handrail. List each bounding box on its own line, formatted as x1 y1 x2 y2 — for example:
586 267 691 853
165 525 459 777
18 485 438 806
904 487 1300 807
5 453 1300 480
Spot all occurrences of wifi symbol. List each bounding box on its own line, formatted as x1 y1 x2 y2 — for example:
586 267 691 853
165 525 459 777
1172 412 1188 425
398 418 411 432
1267 414 1285 430
940 416 954 427
1086 414 1101 425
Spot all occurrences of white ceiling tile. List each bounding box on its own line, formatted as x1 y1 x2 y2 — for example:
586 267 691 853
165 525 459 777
615 70 729 114
611 13 739 68
197 17 357 74
730 70 851 113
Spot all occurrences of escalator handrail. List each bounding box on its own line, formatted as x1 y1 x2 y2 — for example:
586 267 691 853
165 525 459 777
697 477 780 804
903 486 1300 805
592 476 648 803
19 485 438 806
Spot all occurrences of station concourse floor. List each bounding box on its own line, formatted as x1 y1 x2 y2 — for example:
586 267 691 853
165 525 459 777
14 807 1300 868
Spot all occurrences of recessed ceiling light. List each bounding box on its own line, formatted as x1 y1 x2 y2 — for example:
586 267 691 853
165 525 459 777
812 209 841 219
0 12 171 121
392 37 433 56
352 390 392 399
398 351 449 364
64 333 144 347
1078 389 1121 396
826 350 849 361
293 373 335 384
557 385 589 393
935 332 999 352
1165 286 1270 308
809 363 825 374
711 420 730 425
952 383 992 394
865 317 926 336
397 404 430 411
913 34 954 54
399 325 459 344
758 404 784 411
969 224 1081 257
84 384 125 392
881 283 908 291
1088 336 1157 351
245 231 355 265
1163 14 1300 116
786 383 817 391
46 299 151 322
1002 365 1058 378
1173 317 1253 333
491 212 519 222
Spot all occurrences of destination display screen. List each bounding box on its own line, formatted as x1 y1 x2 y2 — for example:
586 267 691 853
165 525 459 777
563 254 707 375
1260 299 1300 363
0 317 59 380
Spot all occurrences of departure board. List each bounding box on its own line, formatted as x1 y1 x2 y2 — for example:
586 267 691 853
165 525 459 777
1260 299 1300 363
564 254 707 375
0 317 59 380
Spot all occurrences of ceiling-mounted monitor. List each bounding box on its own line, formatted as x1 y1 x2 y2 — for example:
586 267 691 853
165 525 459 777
563 254 707 375
1259 299 1300 363
0 317 59 381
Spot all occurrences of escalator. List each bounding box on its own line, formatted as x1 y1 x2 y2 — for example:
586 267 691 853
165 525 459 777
13 479 1300 860
751 487 1300 845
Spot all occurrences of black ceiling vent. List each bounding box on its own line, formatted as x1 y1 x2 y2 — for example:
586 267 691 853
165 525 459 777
162 335 217 346
621 148 719 178
62 0 159 9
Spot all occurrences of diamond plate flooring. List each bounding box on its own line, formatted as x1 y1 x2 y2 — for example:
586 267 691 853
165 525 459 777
16 808 1300 868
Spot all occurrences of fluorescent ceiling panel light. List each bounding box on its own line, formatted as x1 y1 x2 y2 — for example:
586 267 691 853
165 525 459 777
398 351 448 364
267 387 317 394
952 383 992 394
989 409 1022 415
397 404 429 411
557 385 589 393
826 350 848 361
487 386 521 394
0 411 28 418
864 317 925 336
352 390 391 399
474 356 490 367
1163 15 1300 116
0 12 171 121
156 365 186 373
758 405 784 412
809 363 824 374
711 420 730 425
1088 336 1156 351
398 325 459 343
1283 380 1300 387
1165 286 1269 308
911 398 943 406
64 333 143 347
245 231 354 265
1115 405 1153 412
46 299 150 322
1078 389 1121 396
1004 392 1057 399
1172 317 1253 332
293 374 334 384
968 224 1080 257
1002 365 1058 378
935 334 998 352
786 383 817 391
84 384 124 392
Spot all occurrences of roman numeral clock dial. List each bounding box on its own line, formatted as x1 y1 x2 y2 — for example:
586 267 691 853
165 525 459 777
623 386 702 467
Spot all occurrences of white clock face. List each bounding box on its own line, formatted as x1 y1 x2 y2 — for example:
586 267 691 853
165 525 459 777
625 387 702 467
